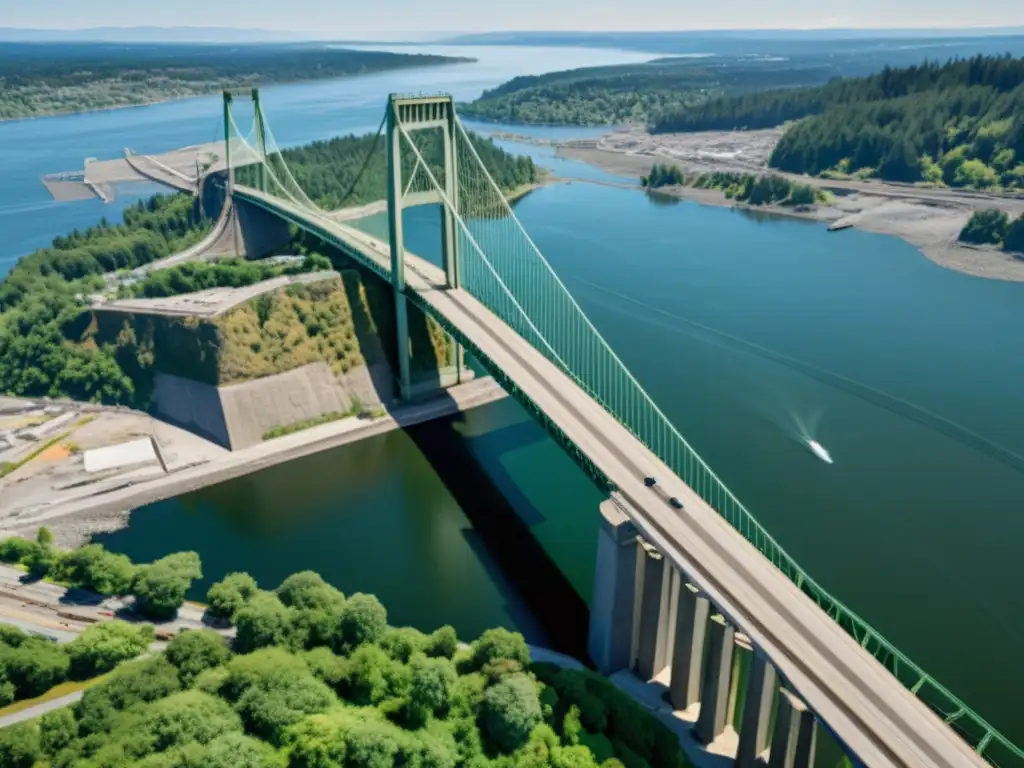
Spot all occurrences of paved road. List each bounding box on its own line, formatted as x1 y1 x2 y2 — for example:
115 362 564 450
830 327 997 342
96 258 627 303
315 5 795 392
235 185 989 768
0 691 86 729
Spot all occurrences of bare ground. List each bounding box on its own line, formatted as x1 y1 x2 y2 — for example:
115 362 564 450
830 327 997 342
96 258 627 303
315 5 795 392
554 126 1024 283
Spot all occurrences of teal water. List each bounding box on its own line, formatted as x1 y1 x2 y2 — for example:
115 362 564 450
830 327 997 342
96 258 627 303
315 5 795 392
1 43 1021 742
100 185 1024 741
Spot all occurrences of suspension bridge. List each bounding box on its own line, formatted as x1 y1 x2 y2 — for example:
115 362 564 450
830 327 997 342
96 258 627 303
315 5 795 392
208 88 1019 768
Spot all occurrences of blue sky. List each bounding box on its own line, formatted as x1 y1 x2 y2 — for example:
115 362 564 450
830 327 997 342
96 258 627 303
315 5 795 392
2 0 1023 35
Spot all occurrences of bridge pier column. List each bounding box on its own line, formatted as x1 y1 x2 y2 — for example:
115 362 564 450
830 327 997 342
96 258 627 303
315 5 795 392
768 689 817 768
669 582 709 711
694 614 735 745
735 650 778 767
587 500 639 675
634 541 671 680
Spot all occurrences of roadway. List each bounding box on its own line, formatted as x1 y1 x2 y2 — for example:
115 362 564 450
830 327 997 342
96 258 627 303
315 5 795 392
233 184 988 768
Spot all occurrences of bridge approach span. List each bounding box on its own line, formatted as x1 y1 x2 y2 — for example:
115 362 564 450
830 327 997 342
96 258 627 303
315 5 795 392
233 184 986 768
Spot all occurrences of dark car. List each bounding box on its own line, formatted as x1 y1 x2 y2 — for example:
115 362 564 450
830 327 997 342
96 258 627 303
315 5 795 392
669 497 683 510
644 477 657 487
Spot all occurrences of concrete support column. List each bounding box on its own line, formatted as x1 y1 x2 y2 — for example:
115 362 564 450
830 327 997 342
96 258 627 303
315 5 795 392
735 650 778 767
694 614 735 745
587 500 639 674
634 541 667 681
769 689 817 768
669 582 709 711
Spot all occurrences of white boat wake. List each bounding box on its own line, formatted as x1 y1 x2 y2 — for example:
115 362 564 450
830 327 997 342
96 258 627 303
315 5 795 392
807 439 833 464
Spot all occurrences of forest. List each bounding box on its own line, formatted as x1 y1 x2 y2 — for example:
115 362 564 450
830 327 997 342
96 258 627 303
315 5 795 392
0 43 469 120
958 210 1024 251
0 132 535 406
259 131 539 210
653 55 1024 189
642 164 825 206
0 540 691 768
458 57 845 126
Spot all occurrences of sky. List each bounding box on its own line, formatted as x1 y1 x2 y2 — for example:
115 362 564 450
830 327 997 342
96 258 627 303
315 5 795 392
3 0 1024 36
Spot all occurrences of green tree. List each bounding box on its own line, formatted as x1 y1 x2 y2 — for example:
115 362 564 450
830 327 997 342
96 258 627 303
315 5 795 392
55 543 136 595
35 526 54 547
39 708 78 756
201 732 284 768
131 551 202 620
337 593 388 652
959 209 1010 244
66 620 153 678
1003 214 1024 252
233 591 293 654
235 671 336 745
470 628 531 671
0 722 41 768
165 629 231 685
141 689 244 752
0 537 36 564
76 656 182 736
480 674 543 753
425 626 459 659
0 635 71 698
206 572 260 620
407 653 457 724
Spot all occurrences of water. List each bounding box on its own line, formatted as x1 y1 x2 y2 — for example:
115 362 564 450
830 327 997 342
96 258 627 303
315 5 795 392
3 44 1023 741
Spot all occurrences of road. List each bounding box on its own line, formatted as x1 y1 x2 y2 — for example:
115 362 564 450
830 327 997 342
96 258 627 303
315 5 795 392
235 185 989 768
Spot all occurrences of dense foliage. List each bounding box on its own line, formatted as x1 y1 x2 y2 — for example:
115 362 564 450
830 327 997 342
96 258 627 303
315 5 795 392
0 619 153 707
0 43 469 120
653 55 1024 189
642 164 826 206
459 57 845 126
258 131 538 211
958 210 1024 251
120 255 332 299
0 533 202 621
0 558 692 768
0 193 208 403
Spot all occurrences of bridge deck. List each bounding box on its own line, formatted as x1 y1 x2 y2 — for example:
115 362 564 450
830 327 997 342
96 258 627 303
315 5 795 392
233 185 986 768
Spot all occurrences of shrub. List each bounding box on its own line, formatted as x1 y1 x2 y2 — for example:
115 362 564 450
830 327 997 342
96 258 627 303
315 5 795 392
337 592 387 651
959 209 1009 245
0 722 41 768
141 690 243 752
39 708 78 756
166 629 231 685
66 620 153 678
275 571 344 611
131 552 202 620
479 674 543 752
75 656 182 735
233 591 293 654
470 628 531 671
408 653 457 724
0 636 71 698
381 626 428 663
55 543 136 595
235 672 336 745
425 625 459 659
206 572 259 620
0 536 36 564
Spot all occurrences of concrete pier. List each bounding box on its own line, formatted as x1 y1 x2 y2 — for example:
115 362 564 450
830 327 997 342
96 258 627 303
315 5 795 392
670 581 709 711
587 500 639 674
736 650 778 767
694 614 735 745
635 541 667 680
769 689 817 768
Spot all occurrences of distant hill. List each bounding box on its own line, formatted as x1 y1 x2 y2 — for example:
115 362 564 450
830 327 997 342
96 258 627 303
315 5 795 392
0 26 321 43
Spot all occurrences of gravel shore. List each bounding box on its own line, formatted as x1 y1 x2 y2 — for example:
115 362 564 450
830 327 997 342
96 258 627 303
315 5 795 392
553 128 1024 283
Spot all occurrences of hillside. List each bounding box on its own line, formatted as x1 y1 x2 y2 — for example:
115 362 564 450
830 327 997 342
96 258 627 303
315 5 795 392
0 132 535 406
652 55 1024 189
0 43 471 120
458 57 845 126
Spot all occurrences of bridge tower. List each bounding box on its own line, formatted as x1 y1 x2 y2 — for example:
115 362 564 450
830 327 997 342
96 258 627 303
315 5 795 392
386 94 465 399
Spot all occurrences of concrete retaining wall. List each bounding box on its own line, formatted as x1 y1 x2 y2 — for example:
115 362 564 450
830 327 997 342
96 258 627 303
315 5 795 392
155 362 388 451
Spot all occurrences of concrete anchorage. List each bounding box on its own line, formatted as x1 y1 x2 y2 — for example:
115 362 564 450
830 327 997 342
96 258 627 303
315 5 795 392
586 497 821 768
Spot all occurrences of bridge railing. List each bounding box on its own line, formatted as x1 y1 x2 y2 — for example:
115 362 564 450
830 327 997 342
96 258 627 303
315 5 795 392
398 113 1023 766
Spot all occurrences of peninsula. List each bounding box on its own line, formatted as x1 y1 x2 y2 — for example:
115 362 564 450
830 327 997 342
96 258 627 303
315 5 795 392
0 43 472 121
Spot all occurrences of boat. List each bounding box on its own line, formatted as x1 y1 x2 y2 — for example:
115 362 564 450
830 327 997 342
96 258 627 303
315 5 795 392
808 439 833 464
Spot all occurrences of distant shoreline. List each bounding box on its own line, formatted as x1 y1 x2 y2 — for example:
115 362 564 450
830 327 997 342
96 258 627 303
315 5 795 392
0 58 475 125
551 140 1024 283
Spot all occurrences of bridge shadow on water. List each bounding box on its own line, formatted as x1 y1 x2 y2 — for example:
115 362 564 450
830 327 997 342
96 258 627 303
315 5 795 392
403 398 591 662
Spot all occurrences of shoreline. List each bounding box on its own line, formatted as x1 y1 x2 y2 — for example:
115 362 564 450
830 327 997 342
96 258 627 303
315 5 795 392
554 143 1024 283
0 59 476 126
1 378 508 549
